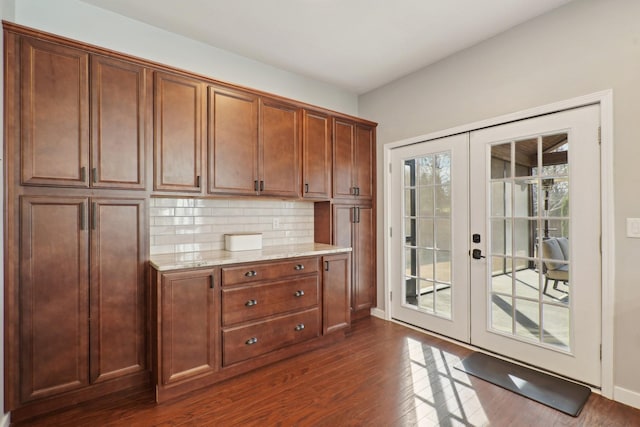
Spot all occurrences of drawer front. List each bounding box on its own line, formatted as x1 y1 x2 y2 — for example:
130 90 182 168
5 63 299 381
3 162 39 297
222 276 319 326
222 308 320 366
221 257 319 286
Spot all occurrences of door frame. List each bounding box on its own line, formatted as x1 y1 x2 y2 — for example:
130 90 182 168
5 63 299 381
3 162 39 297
381 90 614 398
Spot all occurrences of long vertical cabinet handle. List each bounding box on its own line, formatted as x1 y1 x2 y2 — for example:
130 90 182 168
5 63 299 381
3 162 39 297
352 207 357 224
92 168 97 183
91 202 97 230
325 260 329 271
80 166 86 182
80 204 86 230
356 207 361 223
210 275 214 289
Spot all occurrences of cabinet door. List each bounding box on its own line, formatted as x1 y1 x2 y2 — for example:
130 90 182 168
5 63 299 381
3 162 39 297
259 98 301 197
332 204 354 249
154 72 204 193
354 125 374 200
90 198 147 383
332 119 356 199
302 110 331 199
19 197 89 402
208 86 258 195
160 269 218 385
20 37 89 187
353 206 375 313
91 56 150 190
322 254 351 334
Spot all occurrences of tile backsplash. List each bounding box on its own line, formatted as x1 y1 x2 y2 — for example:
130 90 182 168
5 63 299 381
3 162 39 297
150 198 315 255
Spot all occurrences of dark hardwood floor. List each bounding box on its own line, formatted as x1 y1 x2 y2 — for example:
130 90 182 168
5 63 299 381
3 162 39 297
15 317 640 426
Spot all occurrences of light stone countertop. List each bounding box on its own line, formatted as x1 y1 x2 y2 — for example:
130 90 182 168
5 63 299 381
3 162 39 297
150 243 352 271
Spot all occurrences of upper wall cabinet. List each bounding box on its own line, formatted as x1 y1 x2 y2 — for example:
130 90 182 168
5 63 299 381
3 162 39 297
91 55 150 190
259 97 301 197
19 37 89 187
332 118 374 201
302 110 332 199
18 37 150 189
208 86 259 195
208 87 301 197
154 71 205 193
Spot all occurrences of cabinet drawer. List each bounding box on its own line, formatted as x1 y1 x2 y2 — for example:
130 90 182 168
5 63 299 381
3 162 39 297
221 257 319 286
222 308 320 366
222 276 318 326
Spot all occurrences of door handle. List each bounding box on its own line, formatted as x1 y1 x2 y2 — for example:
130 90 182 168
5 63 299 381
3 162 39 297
472 249 486 259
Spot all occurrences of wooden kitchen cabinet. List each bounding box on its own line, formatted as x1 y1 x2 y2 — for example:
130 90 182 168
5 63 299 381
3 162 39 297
157 268 219 385
154 71 205 193
208 87 300 197
19 37 89 187
322 253 351 334
89 199 148 384
333 204 376 318
220 257 320 366
17 37 151 190
259 97 301 197
19 197 90 402
208 86 259 195
91 55 151 190
333 118 374 201
302 110 332 199
17 196 147 404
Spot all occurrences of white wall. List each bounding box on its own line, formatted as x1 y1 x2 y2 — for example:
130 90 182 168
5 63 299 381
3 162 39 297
359 0 640 406
10 0 358 115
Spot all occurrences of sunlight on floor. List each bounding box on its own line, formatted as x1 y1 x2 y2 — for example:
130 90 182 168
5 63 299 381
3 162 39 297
407 337 489 426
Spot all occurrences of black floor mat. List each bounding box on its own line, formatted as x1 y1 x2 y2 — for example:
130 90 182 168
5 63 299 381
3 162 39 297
455 352 591 417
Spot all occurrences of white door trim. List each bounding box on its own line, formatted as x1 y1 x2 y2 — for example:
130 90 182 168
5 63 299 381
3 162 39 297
382 89 614 398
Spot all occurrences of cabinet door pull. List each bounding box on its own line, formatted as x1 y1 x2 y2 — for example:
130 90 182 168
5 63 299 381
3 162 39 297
356 186 360 196
294 290 305 297
254 180 259 191
91 168 97 183
350 186 356 195
294 264 305 271
210 276 214 289
305 183 309 193
80 204 86 230
259 180 264 191
91 202 97 230
196 175 201 188
245 299 258 307
244 270 257 277
356 207 361 223
294 323 305 331
324 260 329 271
245 337 258 345
80 166 86 182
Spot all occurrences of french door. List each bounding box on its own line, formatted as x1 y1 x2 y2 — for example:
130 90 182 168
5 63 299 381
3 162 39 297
390 105 601 386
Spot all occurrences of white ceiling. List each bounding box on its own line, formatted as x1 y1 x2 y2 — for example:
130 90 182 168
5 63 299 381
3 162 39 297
80 0 573 94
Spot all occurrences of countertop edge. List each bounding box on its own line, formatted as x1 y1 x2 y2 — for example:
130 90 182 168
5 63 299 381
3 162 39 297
149 245 352 272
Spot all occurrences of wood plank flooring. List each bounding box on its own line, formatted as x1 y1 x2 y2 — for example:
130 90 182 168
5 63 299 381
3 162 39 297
15 317 640 426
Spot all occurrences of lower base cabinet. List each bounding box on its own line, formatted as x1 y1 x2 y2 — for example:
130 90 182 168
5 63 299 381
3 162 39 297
151 252 350 402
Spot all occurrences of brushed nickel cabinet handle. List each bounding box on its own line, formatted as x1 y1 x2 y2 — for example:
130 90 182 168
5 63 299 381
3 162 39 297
244 270 257 277
245 337 258 345
294 290 305 297
294 264 304 271
294 324 305 331
245 299 258 307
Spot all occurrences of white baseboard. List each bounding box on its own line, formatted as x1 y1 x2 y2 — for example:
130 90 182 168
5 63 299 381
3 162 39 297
1 413 10 427
370 307 385 319
614 386 640 410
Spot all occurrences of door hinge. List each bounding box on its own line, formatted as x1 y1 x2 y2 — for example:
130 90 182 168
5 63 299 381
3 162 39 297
599 235 602 254
600 344 602 360
598 126 601 145
389 162 392 173
390 291 392 301
389 227 392 237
